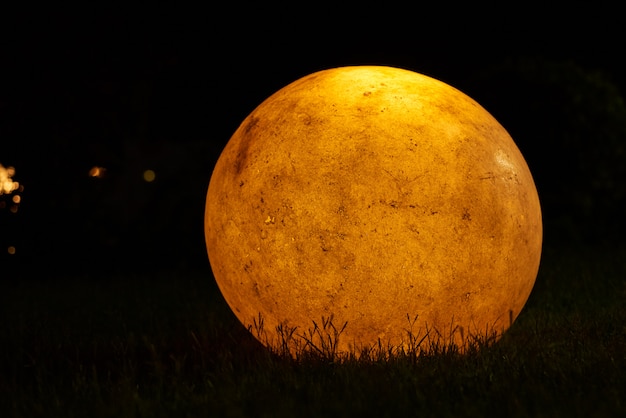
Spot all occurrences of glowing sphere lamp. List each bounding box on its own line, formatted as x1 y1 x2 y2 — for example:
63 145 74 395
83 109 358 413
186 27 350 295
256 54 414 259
205 66 542 355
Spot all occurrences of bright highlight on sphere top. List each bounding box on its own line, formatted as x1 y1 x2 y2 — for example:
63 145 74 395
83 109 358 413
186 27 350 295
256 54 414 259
205 66 543 356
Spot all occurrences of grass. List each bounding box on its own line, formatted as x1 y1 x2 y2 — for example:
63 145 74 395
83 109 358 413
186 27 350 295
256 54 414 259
1 244 625 417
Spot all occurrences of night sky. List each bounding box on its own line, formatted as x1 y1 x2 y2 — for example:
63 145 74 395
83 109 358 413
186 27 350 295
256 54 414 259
1 5 625 278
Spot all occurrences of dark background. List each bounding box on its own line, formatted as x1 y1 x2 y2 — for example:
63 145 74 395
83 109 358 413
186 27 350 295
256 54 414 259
1 5 625 279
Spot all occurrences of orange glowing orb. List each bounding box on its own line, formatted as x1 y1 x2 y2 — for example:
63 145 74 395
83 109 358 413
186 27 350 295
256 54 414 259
205 66 542 355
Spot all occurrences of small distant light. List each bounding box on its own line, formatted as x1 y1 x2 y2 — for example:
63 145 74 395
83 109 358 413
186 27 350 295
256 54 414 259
7 246 16 255
10 205 18 213
12 195 20 204
89 166 106 178
143 169 156 182
0 164 20 195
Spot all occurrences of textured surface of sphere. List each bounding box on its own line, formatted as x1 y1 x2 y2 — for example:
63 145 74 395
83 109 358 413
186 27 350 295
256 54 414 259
205 66 542 354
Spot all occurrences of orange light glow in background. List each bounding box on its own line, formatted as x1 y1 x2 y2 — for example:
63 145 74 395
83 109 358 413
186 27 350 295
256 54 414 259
0 164 23 214
143 169 156 182
89 166 107 178
1 163 23 256
1 164 20 195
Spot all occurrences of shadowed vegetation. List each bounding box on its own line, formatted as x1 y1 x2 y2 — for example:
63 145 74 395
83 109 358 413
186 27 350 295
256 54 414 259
1 245 625 417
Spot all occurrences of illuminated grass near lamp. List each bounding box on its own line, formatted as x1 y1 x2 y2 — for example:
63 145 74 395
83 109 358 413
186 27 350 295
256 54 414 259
205 66 542 356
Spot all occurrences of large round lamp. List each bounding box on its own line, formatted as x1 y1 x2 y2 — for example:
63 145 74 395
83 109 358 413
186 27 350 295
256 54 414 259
205 66 542 355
